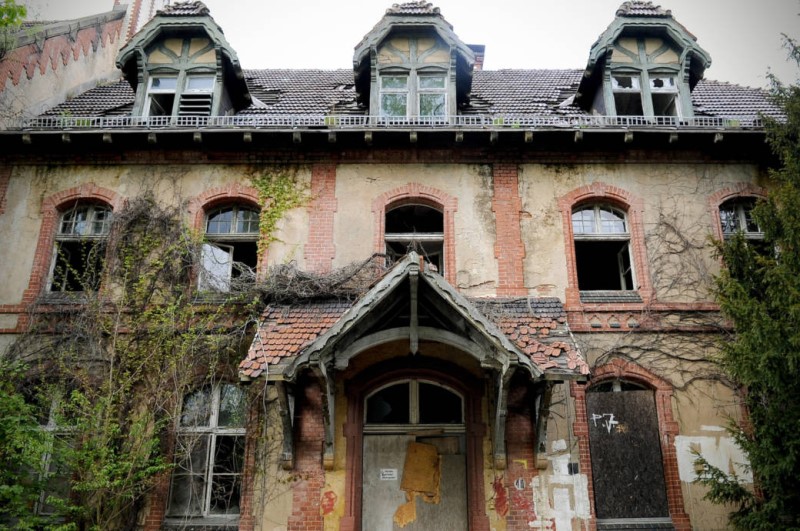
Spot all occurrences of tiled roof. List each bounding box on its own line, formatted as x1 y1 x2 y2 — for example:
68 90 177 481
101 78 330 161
616 1 671 17
39 69 780 122
386 1 441 15
239 296 589 380
157 1 210 16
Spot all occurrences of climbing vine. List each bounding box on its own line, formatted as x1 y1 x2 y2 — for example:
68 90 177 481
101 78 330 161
251 167 309 256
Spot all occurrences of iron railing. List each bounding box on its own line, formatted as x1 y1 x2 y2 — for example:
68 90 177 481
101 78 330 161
17 114 762 130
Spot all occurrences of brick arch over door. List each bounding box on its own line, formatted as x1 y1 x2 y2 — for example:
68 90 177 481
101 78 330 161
557 182 652 306
22 183 124 306
571 358 690 531
372 183 457 284
707 183 768 241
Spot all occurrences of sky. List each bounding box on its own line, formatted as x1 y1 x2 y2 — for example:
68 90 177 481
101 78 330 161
21 0 800 89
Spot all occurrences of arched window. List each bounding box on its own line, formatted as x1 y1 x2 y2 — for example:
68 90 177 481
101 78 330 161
167 383 246 520
199 205 259 292
365 380 463 426
719 197 763 239
571 204 634 291
384 204 444 273
49 203 112 292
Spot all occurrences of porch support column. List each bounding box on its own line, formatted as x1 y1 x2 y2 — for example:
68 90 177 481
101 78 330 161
535 381 556 469
276 381 295 470
314 361 337 470
493 366 516 469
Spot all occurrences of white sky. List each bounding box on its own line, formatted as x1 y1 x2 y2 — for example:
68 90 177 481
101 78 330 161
21 0 800 88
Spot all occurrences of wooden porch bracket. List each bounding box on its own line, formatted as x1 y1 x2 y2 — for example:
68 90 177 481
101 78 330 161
315 362 337 470
276 381 295 470
534 381 555 469
493 366 515 469
409 265 419 354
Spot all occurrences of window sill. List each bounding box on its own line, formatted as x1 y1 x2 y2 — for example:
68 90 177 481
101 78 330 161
162 517 239 531
579 291 642 304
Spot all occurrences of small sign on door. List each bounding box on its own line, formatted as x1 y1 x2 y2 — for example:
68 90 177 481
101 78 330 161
380 468 398 481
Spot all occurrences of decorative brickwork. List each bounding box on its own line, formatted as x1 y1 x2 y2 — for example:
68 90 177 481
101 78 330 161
557 182 652 308
0 19 122 92
287 378 326 531
304 163 338 273
21 184 124 307
707 183 767 241
372 183 458 284
571 358 691 531
492 163 527 296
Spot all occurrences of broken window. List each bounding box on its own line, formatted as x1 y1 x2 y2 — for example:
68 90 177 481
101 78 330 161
612 75 643 116
572 204 635 291
385 204 444 273
649 76 678 117
146 75 215 118
365 380 463 426
199 205 259 292
49 204 111 293
719 198 763 239
167 383 246 520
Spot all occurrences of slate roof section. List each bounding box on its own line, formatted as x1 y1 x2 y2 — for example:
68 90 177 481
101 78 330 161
386 1 441 15
239 295 588 380
616 1 672 18
38 69 781 122
157 1 210 17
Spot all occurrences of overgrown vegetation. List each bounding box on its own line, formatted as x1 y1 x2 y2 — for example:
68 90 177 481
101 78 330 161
0 0 25 61
695 39 800 529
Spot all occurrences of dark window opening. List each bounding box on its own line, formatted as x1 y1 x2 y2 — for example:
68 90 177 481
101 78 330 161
720 198 762 238
614 92 644 116
418 383 462 424
652 93 677 116
575 240 633 290
148 93 175 116
51 240 106 292
200 206 260 292
385 204 444 273
366 382 410 424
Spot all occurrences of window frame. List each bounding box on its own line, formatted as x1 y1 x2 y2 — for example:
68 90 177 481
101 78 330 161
571 203 636 292
378 69 448 121
166 383 247 521
719 198 764 240
199 204 260 293
48 203 112 293
384 202 445 274
363 379 465 434
144 72 217 119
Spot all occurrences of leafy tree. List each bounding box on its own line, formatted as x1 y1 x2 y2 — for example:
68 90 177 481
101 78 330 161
0 0 25 59
696 39 800 530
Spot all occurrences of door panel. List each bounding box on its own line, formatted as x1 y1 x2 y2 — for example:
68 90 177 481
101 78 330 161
362 434 467 530
586 390 670 519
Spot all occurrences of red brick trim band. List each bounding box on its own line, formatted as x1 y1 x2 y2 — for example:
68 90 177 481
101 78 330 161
492 163 526 296
304 163 338 273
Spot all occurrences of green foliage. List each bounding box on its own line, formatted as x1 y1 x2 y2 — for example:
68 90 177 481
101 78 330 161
251 167 309 255
0 0 25 60
698 40 800 530
4 195 262 530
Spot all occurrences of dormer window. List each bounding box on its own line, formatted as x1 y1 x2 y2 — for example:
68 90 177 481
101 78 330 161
379 71 448 120
145 75 215 118
611 75 643 116
649 76 678 116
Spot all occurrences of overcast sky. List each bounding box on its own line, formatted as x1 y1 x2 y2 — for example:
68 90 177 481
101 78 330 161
21 0 800 88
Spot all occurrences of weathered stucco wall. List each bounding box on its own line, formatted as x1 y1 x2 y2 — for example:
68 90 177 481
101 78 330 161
519 162 766 302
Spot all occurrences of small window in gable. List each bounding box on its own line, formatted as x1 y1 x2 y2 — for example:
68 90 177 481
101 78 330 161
572 204 635 291
179 75 215 117
145 75 215 118
650 76 678 117
199 205 259 292
167 383 246 519
385 203 444 273
380 75 409 118
719 198 763 239
418 74 446 117
49 204 112 293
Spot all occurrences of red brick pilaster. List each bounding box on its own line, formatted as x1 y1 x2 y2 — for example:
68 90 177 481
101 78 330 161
304 163 337 273
287 379 325 531
492 163 526 296
503 382 539 530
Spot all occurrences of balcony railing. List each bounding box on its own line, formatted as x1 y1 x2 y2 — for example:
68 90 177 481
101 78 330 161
17 114 762 131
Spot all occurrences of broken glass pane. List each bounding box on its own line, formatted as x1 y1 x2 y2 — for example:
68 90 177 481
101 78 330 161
180 388 212 428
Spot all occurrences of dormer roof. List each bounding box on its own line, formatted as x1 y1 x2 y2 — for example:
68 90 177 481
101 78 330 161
576 1 711 108
116 1 250 109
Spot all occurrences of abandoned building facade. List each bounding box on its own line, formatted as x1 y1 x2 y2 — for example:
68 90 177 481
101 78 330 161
0 1 782 530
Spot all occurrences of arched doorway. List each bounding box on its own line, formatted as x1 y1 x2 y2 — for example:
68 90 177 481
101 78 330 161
362 379 466 530
342 360 489 531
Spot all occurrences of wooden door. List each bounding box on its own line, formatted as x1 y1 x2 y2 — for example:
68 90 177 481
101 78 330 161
586 389 670 520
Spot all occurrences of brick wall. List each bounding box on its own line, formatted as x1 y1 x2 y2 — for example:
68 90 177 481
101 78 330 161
304 163 338 273
492 163 526 296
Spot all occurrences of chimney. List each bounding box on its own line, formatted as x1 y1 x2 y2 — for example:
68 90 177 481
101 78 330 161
469 44 485 71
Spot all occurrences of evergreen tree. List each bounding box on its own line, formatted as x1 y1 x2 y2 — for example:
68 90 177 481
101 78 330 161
697 40 800 530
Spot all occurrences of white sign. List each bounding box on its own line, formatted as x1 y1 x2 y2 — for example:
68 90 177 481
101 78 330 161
380 468 398 481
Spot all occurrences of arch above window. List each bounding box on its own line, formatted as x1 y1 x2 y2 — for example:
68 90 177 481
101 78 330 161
719 197 763 239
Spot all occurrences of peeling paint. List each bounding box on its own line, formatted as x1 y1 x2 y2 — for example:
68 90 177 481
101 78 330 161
493 475 509 517
529 446 591 531
675 435 752 482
